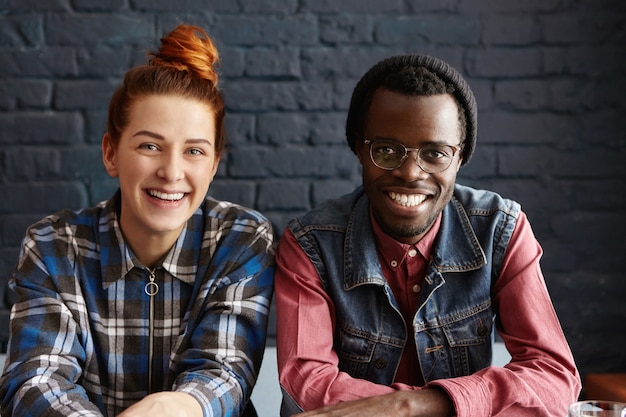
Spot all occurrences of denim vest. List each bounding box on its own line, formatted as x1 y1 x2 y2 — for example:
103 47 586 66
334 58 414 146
288 184 520 387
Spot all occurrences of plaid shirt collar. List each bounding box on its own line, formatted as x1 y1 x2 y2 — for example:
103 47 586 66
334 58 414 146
99 190 200 288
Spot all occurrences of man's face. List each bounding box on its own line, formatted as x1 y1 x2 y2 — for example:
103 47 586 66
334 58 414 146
356 89 464 245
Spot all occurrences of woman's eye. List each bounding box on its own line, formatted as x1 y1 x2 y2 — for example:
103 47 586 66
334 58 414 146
140 143 158 151
187 148 205 156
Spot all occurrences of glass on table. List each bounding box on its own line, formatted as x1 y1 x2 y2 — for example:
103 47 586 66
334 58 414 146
568 401 626 417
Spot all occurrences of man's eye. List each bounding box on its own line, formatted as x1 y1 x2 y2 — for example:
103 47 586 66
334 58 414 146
422 147 450 160
377 145 398 156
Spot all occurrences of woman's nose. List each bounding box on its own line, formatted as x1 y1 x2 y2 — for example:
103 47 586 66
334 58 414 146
157 153 185 181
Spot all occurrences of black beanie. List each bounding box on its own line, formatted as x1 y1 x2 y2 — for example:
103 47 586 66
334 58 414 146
346 54 478 165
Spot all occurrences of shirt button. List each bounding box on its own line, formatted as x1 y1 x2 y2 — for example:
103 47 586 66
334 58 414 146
390 260 398 268
374 358 388 369
412 284 421 293
408 249 417 257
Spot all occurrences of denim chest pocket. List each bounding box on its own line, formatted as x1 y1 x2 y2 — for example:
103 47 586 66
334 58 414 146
437 303 493 376
335 323 404 384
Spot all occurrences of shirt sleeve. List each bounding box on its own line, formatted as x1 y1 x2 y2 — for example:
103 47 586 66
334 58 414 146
428 212 581 417
275 228 412 412
0 231 105 417
172 215 275 417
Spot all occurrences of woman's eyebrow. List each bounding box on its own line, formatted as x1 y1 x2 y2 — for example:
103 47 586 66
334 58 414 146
132 131 212 146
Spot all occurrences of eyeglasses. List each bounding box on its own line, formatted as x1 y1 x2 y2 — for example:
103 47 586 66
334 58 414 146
363 138 461 173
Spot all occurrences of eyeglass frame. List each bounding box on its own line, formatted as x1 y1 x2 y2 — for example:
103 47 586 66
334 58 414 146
362 138 462 174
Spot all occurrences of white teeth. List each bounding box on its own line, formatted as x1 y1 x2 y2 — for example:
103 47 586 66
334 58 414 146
388 192 426 207
148 190 184 201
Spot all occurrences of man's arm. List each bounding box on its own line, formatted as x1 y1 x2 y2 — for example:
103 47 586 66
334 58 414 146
275 229 424 411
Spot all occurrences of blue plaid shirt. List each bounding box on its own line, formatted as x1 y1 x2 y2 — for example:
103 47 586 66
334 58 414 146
0 191 275 417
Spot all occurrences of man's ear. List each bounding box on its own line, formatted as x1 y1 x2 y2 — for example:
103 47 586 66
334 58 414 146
101 133 119 178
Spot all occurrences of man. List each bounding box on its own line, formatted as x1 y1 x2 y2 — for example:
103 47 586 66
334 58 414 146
274 54 581 417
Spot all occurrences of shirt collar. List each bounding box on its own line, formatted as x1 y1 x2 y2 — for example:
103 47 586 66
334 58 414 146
99 190 200 288
370 207 442 269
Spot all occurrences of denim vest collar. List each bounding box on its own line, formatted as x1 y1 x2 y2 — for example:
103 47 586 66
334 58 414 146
343 189 487 291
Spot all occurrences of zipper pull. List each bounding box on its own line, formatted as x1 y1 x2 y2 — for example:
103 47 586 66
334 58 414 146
144 268 159 296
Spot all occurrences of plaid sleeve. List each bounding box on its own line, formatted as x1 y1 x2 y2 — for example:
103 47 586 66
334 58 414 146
172 206 275 417
0 225 104 417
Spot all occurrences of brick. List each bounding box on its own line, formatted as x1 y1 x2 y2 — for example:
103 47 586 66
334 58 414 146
60 146 110 181
570 179 626 210
543 45 626 77
580 108 626 147
54 79 119 110
0 183 88 213
376 16 481 46
76 47 133 77
301 47 402 79
482 15 541 45
132 0 238 12
0 112 83 145
207 180 256 208
229 146 357 178
554 148 626 177
0 147 61 181
494 80 549 111
319 15 374 44
457 146 498 179
0 47 77 77
212 15 317 46
72 0 128 11
257 180 310 211
498 146 556 176
541 13 626 44
312 180 358 207
241 0 298 13
0 14 44 47
466 48 543 77
225 114 255 146
300 0 404 13
0 215 44 247
224 81 333 111
245 46 301 77
219 47 246 78
308 113 346 145
85 110 108 144
458 0 560 13
46 14 154 46
0 79 53 110
257 113 309 144
0 0 67 11
479 112 577 146
87 179 119 205
406 0 456 12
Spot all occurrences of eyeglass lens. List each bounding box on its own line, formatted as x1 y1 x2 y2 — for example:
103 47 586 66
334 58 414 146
369 140 456 173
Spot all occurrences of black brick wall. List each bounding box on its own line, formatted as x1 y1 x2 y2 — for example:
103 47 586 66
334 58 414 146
1 0 625 380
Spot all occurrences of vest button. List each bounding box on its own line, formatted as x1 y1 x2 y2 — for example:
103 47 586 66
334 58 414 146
374 358 387 369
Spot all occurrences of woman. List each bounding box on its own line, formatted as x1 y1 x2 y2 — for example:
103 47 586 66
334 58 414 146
0 24 274 417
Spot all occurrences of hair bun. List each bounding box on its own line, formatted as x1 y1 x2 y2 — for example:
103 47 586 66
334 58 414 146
148 24 220 86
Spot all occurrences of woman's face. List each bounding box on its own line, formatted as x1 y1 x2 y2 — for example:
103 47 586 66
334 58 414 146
102 94 219 251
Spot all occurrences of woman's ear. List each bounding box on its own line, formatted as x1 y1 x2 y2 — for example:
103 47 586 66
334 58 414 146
101 133 119 178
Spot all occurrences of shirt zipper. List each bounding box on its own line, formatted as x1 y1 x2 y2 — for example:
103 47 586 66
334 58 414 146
144 268 159 394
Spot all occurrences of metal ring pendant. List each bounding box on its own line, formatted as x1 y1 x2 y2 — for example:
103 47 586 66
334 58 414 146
144 281 159 296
